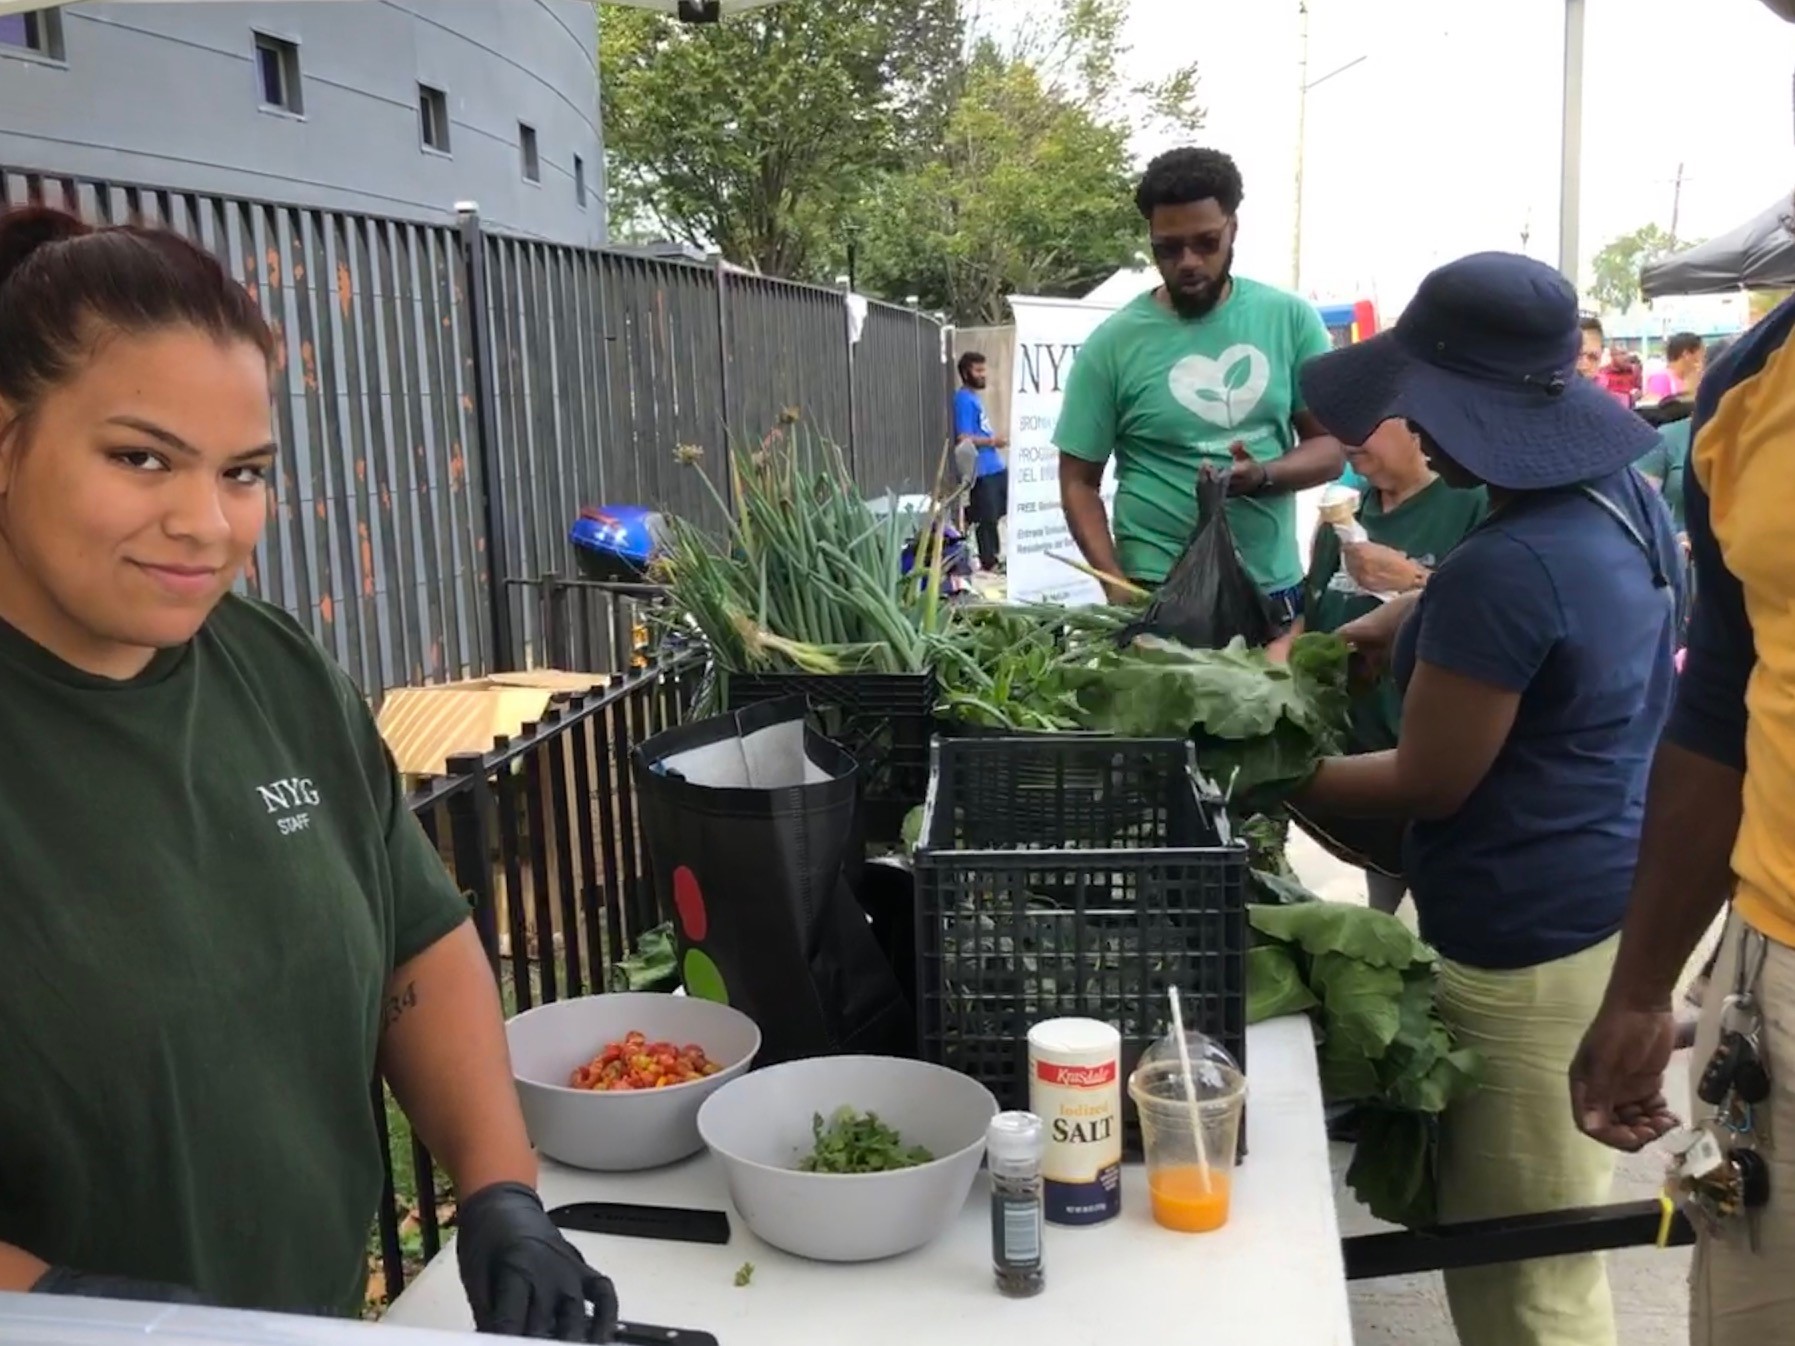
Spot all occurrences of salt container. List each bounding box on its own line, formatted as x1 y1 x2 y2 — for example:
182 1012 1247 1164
1026 1017 1122 1226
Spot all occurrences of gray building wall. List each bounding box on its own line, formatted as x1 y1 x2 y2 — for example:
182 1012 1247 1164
0 0 604 244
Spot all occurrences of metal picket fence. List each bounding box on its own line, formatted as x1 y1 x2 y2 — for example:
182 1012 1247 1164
375 653 703 1304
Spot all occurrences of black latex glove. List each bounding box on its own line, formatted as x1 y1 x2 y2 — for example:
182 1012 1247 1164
32 1266 208 1305
457 1181 618 1342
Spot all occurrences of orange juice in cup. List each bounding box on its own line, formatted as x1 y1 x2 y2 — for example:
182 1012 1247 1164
1147 1163 1232 1233
1127 1031 1245 1234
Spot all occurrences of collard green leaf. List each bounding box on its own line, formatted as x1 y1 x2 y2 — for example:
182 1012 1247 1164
1374 975 1449 1106
609 922 679 993
1247 866 1320 907
1346 1106 1440 1228
1066 637 1335 742
1244 900 1469 1229
1247 943 1320 1024
1319 1027 1384 1103
1240 812 1294 873
1248 900 1437 972
1397 1047 1484 1116
1195 722 1326 800
1310 952 1404 1059
1286 631 1352 725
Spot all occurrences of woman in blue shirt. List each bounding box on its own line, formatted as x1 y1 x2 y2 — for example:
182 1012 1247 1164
1294 253 1679 1346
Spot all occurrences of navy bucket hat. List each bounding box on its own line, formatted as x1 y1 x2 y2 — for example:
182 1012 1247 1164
1298 252 1661 491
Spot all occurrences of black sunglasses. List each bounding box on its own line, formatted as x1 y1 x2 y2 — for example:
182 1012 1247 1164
1149 231 1229 263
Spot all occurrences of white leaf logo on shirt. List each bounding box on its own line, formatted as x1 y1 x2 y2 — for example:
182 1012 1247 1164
1169 344 1272 429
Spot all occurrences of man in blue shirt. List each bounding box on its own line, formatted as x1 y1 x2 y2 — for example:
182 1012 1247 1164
954 351 1007 572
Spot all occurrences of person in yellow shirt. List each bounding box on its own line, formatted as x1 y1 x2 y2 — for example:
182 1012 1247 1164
1571 27 1795 1326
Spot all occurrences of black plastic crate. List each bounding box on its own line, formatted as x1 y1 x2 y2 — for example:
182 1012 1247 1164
913 735 1248 1153
722 670 936 841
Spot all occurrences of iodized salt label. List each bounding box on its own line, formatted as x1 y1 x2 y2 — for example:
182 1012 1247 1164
1026 1017 1122 1226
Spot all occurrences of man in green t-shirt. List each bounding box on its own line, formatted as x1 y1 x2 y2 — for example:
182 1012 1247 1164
1056 147 1345 625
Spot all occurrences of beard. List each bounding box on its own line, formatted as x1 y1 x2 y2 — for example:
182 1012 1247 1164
1166 249 1235 320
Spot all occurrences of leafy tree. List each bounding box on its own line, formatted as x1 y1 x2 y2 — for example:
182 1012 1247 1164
1750 287 1792 324
597 0 1202 317
854 51 1136 323
856 1 1203 324
1589 223 1688 313
598 0 962 279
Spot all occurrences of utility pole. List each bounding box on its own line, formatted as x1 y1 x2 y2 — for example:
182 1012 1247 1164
1292 0 1310 292
1558 0 1587 284
1669 162 1686 249
1290 3 1368 295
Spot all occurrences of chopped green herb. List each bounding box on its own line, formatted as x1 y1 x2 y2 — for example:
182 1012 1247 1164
797 1106 933 1174
733 1261 755 1287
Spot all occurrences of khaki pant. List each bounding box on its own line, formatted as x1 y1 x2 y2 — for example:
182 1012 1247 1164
1436 936 1622 1346
1690 911 1795 1345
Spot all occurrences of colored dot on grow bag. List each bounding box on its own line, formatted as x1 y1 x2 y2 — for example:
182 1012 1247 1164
672 865 707 942
683 948 728 1005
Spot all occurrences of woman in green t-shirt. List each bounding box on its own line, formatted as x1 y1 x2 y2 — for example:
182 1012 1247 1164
0 208 615 1339
1296 417 1486 913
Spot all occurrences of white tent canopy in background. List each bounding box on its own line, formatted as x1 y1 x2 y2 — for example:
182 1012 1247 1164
1082 265 1159 308
0 0 783 16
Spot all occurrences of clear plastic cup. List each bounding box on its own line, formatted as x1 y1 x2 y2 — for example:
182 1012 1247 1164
1127 1034 1246 1234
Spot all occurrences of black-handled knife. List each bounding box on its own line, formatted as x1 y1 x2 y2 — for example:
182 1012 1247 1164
550 1201 731 1246
612 1322 718 1346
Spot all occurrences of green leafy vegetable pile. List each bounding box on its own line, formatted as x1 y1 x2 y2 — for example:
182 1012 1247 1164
1247 899 1481 1229
928 603 1129 730
797 1107 934 1174
1064 633 1351 800
929 607 1353 805
653 424 959 676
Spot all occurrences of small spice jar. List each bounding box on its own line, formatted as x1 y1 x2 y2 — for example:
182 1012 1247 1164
987 1111 1046 1298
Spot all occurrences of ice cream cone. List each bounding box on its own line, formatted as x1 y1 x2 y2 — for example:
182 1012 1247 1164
1318 483 1360 527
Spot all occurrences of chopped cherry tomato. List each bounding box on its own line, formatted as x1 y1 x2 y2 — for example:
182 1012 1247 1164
568 1028 723 1091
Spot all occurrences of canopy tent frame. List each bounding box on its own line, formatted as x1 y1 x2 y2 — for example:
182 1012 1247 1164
1641 195 1795 299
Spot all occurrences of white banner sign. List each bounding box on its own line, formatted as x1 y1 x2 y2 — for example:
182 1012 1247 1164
1004 294 1119 606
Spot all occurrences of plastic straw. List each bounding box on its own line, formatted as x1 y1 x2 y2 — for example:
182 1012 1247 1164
1167 986 1213 1193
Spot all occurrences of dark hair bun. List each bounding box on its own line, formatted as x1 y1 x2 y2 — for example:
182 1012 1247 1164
0 206 92 292
0 204 275 407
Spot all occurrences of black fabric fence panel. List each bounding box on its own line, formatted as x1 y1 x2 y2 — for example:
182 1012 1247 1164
854 298 953 497
723 270 854 454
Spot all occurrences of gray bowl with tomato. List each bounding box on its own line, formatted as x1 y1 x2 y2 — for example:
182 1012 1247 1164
507 992 761 1171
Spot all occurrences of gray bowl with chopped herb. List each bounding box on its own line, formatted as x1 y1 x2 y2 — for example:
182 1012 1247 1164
696 1055 999 1261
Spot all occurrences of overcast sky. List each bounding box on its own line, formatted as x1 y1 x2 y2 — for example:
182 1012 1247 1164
984 0 1795 311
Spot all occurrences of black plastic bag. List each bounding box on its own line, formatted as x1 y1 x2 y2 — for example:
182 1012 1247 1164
1117 468 1282 649
632 696 914 1067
